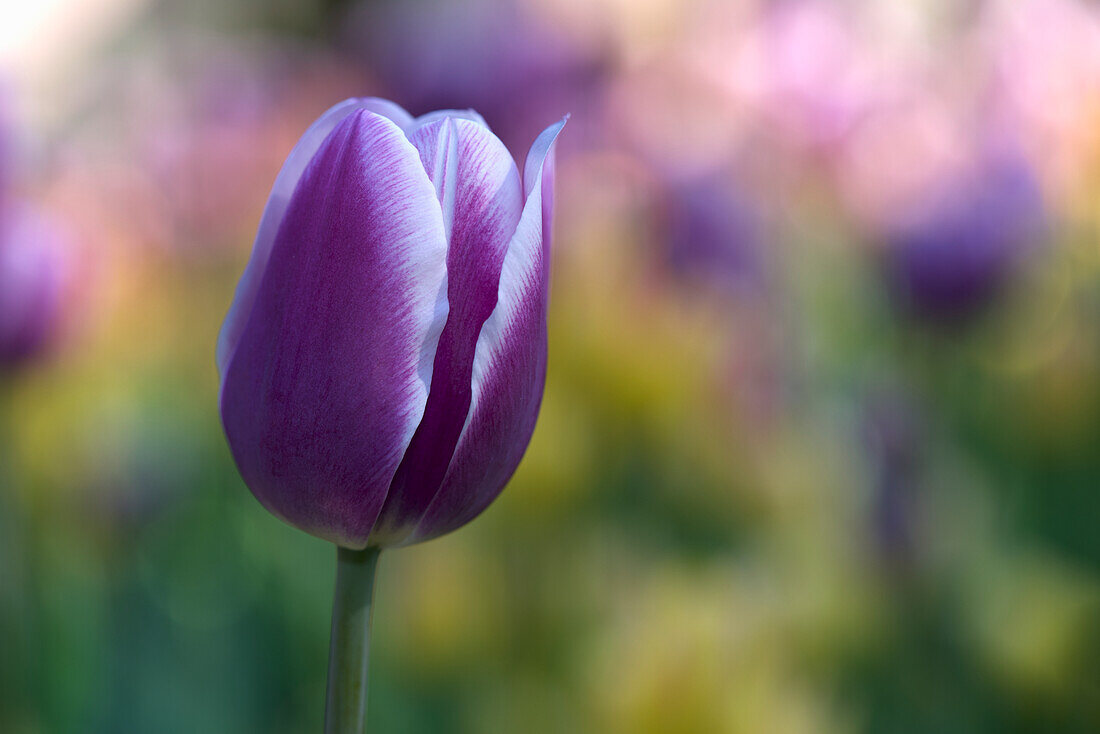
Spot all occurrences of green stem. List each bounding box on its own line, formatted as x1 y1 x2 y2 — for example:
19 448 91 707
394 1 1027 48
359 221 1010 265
324 545 381 734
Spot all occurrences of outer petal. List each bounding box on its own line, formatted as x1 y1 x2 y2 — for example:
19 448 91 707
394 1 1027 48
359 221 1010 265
409 117 567 544
367 116 524 545
220 109 448 549
216 97 413 379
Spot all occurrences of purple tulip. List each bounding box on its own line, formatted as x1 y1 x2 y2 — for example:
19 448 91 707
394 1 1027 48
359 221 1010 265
0 89 76 369
343 0 600 155
662 173 766 296
0 203 72 368
218 98 566 550
882 153 1045 324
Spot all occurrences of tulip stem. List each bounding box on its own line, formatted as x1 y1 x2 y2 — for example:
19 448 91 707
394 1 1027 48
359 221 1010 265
324 545 381 734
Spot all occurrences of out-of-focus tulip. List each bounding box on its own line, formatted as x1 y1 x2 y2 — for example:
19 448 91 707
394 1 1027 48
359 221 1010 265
662 173 765 296
881 153 1045 324
218 98 566 550
0 90 76 370
0 204 72 368
344 0 599 154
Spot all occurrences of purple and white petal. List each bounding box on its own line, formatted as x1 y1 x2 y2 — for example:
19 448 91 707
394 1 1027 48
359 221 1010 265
409 109 490 134
368 116 525 545
216 97 414 379
220 109 447 549
410 117 567 544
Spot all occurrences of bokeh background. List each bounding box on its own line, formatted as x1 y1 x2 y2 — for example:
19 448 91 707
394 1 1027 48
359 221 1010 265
2 0 1100 732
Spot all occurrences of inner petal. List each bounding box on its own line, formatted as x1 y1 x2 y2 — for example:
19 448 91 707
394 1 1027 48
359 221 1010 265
368 116 523 545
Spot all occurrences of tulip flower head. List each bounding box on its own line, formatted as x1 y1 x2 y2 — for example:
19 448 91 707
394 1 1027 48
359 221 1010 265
882 153 1044 324
218 99 565 550
0 91 77 370
346 0 597 154
663 174 765 296
0 203 72 368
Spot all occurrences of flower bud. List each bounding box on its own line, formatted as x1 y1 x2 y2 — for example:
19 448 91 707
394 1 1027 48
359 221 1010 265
218 98 565 549
0 203 73 368
882 153 1044 324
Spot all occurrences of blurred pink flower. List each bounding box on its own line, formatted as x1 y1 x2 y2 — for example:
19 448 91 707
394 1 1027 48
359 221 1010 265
735 0 879 153
980 0 1100 195
136 43 366 254
80 38 368 258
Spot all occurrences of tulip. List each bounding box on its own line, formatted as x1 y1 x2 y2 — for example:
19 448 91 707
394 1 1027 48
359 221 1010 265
217 98 564 733
343 0 598 154
662 173 765 296
0 91 79 371
882 153 1044 325
0 204 72 369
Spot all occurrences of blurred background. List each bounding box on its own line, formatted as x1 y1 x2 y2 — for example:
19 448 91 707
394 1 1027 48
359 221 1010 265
2 0 1100 732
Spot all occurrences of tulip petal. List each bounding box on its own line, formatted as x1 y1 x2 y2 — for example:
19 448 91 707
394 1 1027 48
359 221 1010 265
216 97 414 379
220 109 448 549
410 117 566 544
409 108 490 132
368 116 525 545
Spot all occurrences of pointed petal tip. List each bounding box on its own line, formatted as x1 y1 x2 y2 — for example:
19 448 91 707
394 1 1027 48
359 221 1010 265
347 97 415 129
523 116 568 197
410 109 490 134
535 115 569 152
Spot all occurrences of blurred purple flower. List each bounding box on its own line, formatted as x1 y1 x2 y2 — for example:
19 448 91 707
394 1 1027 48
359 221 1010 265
218 98 565 549
0 88 77 369
0 96 9 214
662 174 766 296
343 0 600 153
882 152 1045 325
0 203 72 368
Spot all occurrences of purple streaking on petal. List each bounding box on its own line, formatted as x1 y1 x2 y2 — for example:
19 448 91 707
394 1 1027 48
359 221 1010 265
220 109 448 549
410 109 490 132
368 116 524 546
410 117 567 545
216 97 414 380
217 97 567 549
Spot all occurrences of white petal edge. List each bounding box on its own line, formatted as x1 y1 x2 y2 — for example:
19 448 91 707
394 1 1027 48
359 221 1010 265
452 118 565 464
412 117 460 242
407 116 566 542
